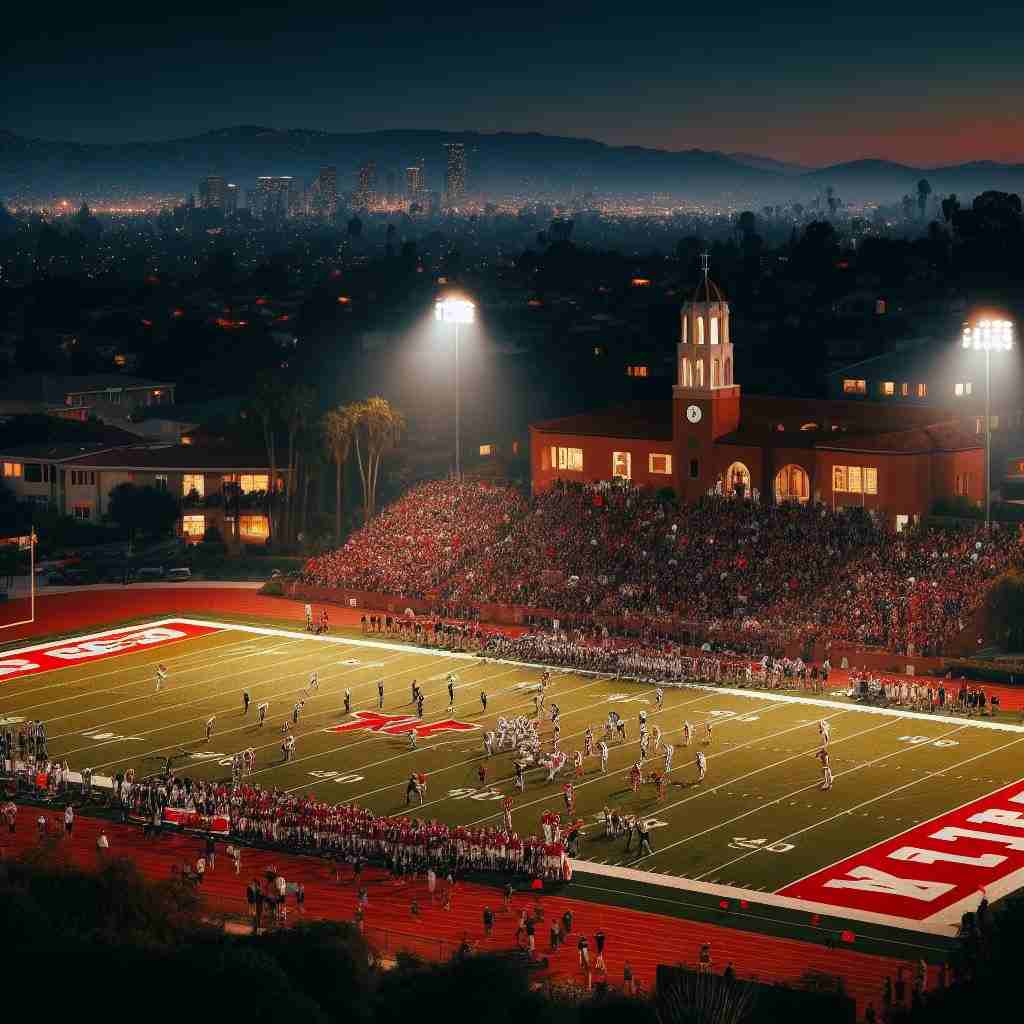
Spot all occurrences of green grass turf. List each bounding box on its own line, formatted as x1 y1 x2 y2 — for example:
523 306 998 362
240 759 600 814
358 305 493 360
5 622 1023 897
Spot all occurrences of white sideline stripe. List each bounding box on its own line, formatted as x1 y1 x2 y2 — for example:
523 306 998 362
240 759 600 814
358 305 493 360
563 864 958 937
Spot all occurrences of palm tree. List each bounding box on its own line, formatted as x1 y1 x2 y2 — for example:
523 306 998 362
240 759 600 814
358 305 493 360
352 397 405 523
323 404 358 543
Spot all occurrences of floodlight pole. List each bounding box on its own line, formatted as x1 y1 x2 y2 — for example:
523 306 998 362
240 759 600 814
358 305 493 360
454 320 461 479
984 345 991 527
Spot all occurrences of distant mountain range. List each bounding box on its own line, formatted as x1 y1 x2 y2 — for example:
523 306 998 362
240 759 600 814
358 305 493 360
2 126 1023 205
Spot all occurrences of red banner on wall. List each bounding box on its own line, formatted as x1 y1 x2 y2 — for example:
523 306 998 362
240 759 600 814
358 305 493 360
0 621 221 684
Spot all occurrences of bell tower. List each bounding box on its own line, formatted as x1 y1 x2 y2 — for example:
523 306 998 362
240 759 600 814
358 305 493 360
672 255 741 501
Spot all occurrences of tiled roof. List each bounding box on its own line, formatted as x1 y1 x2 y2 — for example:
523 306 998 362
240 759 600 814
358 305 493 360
531 401 673 441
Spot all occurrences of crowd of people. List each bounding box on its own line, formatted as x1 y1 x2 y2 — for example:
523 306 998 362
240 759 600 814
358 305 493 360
301 479 1024 656
303 480 524 598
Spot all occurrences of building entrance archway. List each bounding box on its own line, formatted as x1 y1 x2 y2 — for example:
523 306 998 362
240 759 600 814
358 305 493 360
774 464 809 503
726 461 751 497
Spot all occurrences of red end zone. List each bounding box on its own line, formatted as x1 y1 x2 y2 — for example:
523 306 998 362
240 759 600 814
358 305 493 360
0 621 221 683
778 779 1024 921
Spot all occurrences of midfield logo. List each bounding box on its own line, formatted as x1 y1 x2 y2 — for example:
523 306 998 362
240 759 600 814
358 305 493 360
327 711 479 739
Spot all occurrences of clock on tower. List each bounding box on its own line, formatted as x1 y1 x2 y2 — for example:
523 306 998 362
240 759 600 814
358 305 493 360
672 256 741 500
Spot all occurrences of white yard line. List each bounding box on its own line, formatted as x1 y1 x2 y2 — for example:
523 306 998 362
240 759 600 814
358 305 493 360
697 731 1024 880
636 722 971 870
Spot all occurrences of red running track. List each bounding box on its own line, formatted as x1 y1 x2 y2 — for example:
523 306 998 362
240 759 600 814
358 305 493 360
4 805 925 1018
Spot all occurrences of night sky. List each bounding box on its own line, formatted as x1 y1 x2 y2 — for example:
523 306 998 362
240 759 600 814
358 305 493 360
5 1 1023 166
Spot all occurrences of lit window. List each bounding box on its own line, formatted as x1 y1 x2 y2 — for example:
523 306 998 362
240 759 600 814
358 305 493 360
182 473 205 498
649 453 672 475
880 381 895 396
239 515 270 539
238 473 269 493
800 422 818 431
710 317 719 345
842 379 866 395
479 444 494 456
917 383 927 398
69 470 95 486
832 465 878 494
155 474 168 490
696 317 705 344
551 446 583 472
626 365 649 378
901 382 909 397
2 462 23 478
182 514 205 538
612 452 631 479
965 381 973 396
72 504 91 521
954 382 964 397
955 381 974 398
955 474 969 497
991 415 999 430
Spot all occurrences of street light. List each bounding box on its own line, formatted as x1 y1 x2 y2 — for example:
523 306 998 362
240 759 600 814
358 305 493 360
435 296 476 478
961 317 1014 525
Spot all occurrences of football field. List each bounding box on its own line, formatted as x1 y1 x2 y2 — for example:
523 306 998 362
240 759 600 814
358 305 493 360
4 617 1024 936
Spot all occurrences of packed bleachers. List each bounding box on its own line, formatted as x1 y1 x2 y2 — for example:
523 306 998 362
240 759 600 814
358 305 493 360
303 480 526 598
301 479 1024 656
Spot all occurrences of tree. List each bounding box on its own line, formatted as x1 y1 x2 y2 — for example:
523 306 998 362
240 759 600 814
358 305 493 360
107 483 179 541
942 193 961 224
281 385 316 545
916 178 933 219
825 187 840 218
247 373 284 547
351 397 405 523
323 403 358 543
901 194 915 220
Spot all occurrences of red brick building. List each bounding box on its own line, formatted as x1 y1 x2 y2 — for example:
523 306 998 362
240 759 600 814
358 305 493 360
530 275 983 528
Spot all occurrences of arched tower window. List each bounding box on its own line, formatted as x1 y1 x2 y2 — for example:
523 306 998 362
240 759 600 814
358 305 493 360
712 358 720 388
775 464 810 503
682 357 693 387
724 358 732 386
696 316 705 344
681 316 687 345
726 461 751 496
696 359 705 388
710 316 719 345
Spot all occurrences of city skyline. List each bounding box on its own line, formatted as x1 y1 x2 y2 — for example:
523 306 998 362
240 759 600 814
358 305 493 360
5 1 1023 166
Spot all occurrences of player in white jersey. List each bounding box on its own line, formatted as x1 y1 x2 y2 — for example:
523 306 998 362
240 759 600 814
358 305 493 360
819 719 831 745
484 731 495 757
654 687 664 709
257 702 269 726
682 721 692 747
704 720 713 744
639 709 648 731
639 733 649 762
598 741 609 773
817 747 832 790
696 750 707 782
408 730 418 750
652 724 663 751
155 663 167 692
573 749 584 777
308 671 319 694
282 734 296 761
205 715 216 742
664 743 675 773
584 726 594 757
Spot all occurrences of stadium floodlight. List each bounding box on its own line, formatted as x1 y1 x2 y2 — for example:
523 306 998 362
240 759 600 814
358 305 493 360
960 317 1014 526
435 296 475 325
435 296 476 477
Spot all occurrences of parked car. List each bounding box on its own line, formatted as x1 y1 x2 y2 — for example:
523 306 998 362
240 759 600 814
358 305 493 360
165 567 193 582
